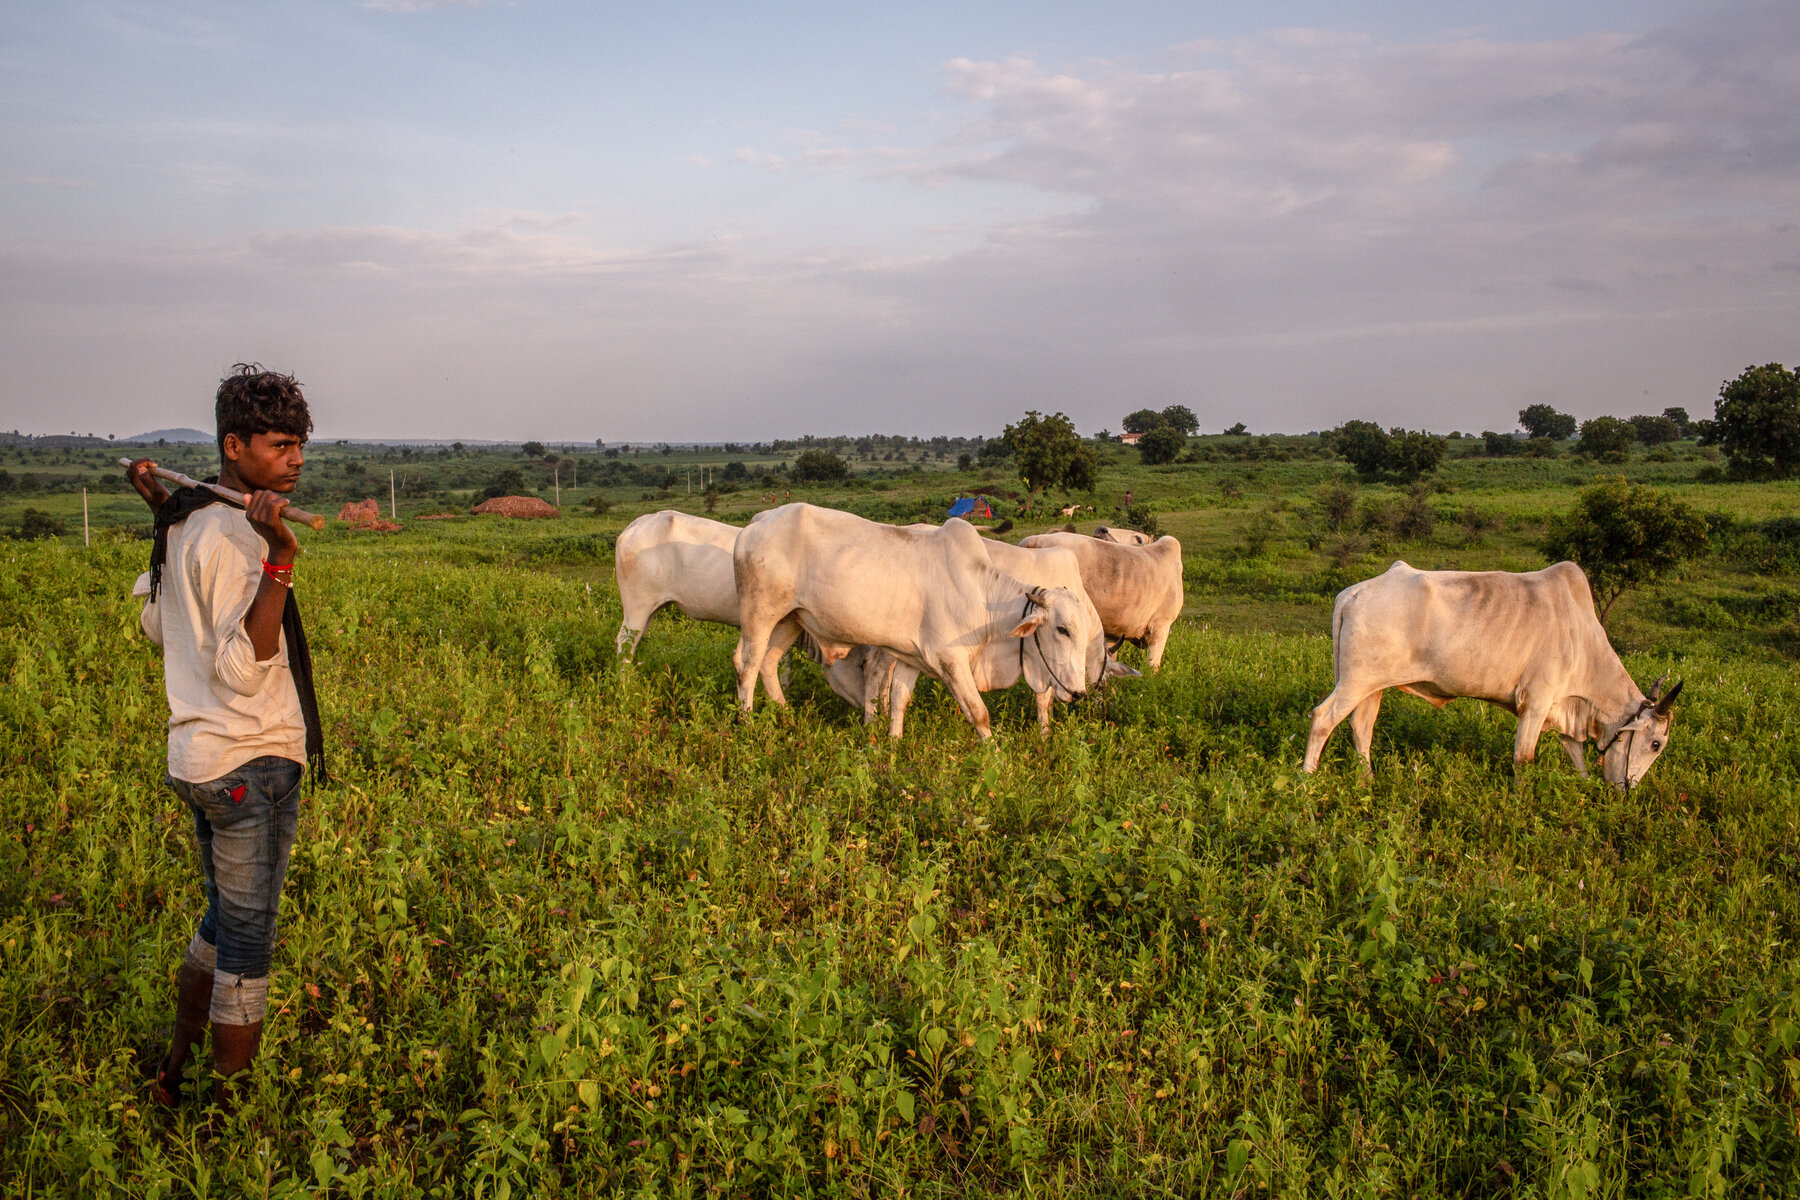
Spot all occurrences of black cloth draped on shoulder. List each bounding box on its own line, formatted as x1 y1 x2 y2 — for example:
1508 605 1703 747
149 484 328 782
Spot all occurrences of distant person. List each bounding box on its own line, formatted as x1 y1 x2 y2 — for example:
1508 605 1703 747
126 364 327 1114
1124 489 1133 509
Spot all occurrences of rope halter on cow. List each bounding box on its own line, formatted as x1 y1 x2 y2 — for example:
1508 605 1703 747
1018 592 1080 701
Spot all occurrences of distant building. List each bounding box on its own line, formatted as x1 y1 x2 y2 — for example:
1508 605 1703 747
1119 431 1144 446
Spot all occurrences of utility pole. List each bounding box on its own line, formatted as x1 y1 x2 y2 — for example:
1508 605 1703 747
390 468 396 519
554 464 561 506
82 487 89 546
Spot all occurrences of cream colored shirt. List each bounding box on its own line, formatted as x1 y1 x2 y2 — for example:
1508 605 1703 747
135 504 306 782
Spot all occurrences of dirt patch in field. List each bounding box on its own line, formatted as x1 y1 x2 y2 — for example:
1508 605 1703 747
415 512 462 520
472 496 561 518
337 499 401 532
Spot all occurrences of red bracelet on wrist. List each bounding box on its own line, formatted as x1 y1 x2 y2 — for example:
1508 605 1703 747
262 560 294 587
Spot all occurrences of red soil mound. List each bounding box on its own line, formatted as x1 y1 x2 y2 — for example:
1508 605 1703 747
337 498 401 532
471 496 560 518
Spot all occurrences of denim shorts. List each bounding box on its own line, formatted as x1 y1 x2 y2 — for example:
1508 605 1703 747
167 756 303 981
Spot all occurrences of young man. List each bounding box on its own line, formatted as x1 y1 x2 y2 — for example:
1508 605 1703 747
127 364 325 1112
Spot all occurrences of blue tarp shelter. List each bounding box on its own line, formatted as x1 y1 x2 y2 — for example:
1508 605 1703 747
947 497 993 520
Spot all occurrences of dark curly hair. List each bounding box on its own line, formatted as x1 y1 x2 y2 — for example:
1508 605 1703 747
215 363 313 452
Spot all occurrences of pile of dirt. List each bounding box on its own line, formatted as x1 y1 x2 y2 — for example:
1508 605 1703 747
471 496 560 518
337 499 401 532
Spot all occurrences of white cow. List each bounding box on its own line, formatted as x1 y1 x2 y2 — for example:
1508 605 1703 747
1302 561 1683 787
1016 531 1185 671
613 510 788 701
1093 526 1153 546
820 538 1134 736
732 505 1098 738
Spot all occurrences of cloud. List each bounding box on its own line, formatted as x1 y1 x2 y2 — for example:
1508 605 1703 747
361 0 488 11
5 1 1798 438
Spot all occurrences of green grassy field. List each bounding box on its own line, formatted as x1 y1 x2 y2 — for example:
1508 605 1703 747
3 445 1798 1197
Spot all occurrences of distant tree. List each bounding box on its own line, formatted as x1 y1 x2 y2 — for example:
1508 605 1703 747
659 444 673 457
957 453 973 471
481 466 525 500
451 441 465 454
1330 421 1391 478
721 460 749 483
14 507 65 539
595 438 605 448
1575 416 1636 462
1385 429 1447 481
1006 410 1098 492
1121 408 1165 436
1092 429 1113 443
789 448 849 484
1523 436 1560 458
1541 477 1709 623
977 434 1016 465
1628 414 1682 445
1224 422 1249 437
521 440 547 458
1482 430 1521 457
583 492 613 515
1709 362 1800 480
1331 421 1444 481
1661 406 1693 437
1518 404 1578 441
1159 405 1199 435
1137 424 1187 465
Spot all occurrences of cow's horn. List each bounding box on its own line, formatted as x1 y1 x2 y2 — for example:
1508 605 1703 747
1027 586 1049 607
1646 672 1669 701
1654 679 1684 715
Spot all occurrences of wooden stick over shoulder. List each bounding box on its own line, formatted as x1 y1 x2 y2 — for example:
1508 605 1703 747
119 458 329 532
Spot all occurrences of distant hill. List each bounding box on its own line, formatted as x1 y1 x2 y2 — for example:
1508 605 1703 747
125 428 213 444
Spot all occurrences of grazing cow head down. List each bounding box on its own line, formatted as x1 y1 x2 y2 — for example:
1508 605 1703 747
1600 675 1683 789
1093 526 1154 546
1010 585 1103 704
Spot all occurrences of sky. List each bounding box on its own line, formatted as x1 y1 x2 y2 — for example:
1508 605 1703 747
2 0 1796 442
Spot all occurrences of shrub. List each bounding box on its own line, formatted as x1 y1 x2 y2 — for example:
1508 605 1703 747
1629 414 1682 445
1523 436 1560 458
582 492 613 515
1123 501 1160 538
1137 425 1187 466
1331 422 1445 482
1482 431 1520 457
482 466 526 500
1575 416 1636 462
1314 479 1358 531
1540 477 1709 622
14 507 66 539
789 448 850 484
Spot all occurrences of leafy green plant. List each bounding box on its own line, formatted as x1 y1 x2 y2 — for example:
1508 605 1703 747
1541 477 1709 621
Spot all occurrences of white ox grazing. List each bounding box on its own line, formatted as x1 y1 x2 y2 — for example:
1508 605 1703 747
613 510 788 701
1302 561 1683 787
818 538 1133 736
1016 531 1185 671
732 506 1099 738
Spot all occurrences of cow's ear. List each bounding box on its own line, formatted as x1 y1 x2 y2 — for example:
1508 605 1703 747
1654 679 1683 715
1010 612 1046 638
1104 660 1141 679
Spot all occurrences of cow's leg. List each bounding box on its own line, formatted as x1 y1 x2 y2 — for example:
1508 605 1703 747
887 664 921 738
1035 687 1055 737
1512 701 1552 767
1144 621 1173 674
614 595 654 659
734 623 773 712
757 619 802 708
940 658 994 739
1559 734 1589 777
1303 685 1365 772
1348 691 1383 774
869 653 897 722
